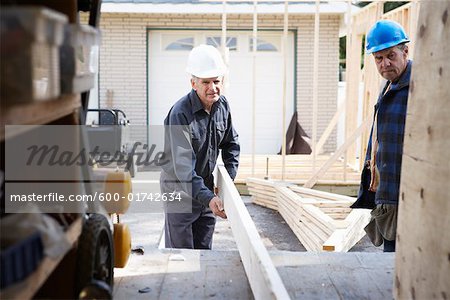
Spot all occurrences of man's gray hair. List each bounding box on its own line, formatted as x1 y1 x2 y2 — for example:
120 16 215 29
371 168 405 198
396 43 408 51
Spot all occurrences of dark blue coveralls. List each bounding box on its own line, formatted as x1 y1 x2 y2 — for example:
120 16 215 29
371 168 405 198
160 89 239 249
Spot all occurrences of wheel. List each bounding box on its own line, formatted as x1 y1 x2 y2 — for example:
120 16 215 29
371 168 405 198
75 214 114 297
79 280 112 299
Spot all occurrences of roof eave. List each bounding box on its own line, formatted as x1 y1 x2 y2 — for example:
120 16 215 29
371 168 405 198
101 3 357 14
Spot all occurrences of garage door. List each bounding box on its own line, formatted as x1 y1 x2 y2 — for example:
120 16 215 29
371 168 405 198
148 30 295 154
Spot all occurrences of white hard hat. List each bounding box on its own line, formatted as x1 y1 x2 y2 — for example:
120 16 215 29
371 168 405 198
186 44 226 78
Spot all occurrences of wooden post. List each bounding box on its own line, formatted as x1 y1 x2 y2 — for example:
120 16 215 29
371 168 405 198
221 0 230 92
395 1 450 299
221 0 227 56
343 0 352 180
355 2 383 171
281 0 288 181
311 0 320 173
251 0 257 176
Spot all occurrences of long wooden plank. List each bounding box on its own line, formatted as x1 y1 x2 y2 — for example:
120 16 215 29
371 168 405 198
248 188 277 198
289 186 356 203
252 198 278 211
217 166 290 300
301 205 336 235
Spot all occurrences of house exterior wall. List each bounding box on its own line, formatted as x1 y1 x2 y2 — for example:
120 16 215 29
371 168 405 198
95 12 340 152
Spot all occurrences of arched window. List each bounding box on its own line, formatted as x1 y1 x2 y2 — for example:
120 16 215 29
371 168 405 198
165 37 194 51
206 36 237 51
249 37 278 52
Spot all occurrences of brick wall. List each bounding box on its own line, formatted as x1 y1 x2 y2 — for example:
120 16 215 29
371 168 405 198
96 12 340 152
296 15 340 153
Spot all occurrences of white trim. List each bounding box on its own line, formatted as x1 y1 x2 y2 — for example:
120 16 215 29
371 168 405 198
102 2 356 14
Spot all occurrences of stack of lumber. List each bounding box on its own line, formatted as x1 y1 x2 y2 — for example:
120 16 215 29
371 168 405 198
289 186 354 220
288 186 370 252
246 178 290 210
247 178 370 252
235 154 360 184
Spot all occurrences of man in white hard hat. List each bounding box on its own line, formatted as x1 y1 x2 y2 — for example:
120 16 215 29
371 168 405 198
160 44 240 249
352 20 412 252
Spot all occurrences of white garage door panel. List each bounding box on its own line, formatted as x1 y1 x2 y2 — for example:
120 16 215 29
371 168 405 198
148 30 294 154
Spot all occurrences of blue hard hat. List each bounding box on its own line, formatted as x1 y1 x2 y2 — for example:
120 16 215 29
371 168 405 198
366 20 410 54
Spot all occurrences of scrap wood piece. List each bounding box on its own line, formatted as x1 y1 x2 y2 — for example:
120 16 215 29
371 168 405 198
217 166 291 300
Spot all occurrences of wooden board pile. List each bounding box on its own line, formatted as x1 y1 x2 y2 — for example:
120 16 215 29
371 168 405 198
247 178 371 252
246 178 282 210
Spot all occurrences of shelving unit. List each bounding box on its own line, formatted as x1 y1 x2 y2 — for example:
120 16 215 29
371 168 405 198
0 218 82 300
0 2 114 299
0 93 85 298
0 94 81 141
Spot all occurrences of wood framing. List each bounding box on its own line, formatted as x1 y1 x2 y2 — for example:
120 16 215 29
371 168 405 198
217 166 291 300
395 1 450 299
236 154 360 184
214 0 422 187
311 0 320 174
316 101 345 155
303 117 371 188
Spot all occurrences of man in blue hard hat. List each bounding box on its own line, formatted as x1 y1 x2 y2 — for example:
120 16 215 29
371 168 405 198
358 20 412 252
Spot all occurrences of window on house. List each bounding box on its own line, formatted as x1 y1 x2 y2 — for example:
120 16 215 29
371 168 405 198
165 37 194 51
249 37 279 52
206 36 237 51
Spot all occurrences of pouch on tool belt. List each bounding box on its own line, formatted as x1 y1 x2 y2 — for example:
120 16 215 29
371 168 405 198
351 161 376 209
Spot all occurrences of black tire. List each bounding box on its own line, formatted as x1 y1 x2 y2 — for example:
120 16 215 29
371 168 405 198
75 214 114 297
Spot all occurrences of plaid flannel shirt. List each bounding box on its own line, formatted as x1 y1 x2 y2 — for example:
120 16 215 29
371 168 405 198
364 60 412 205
